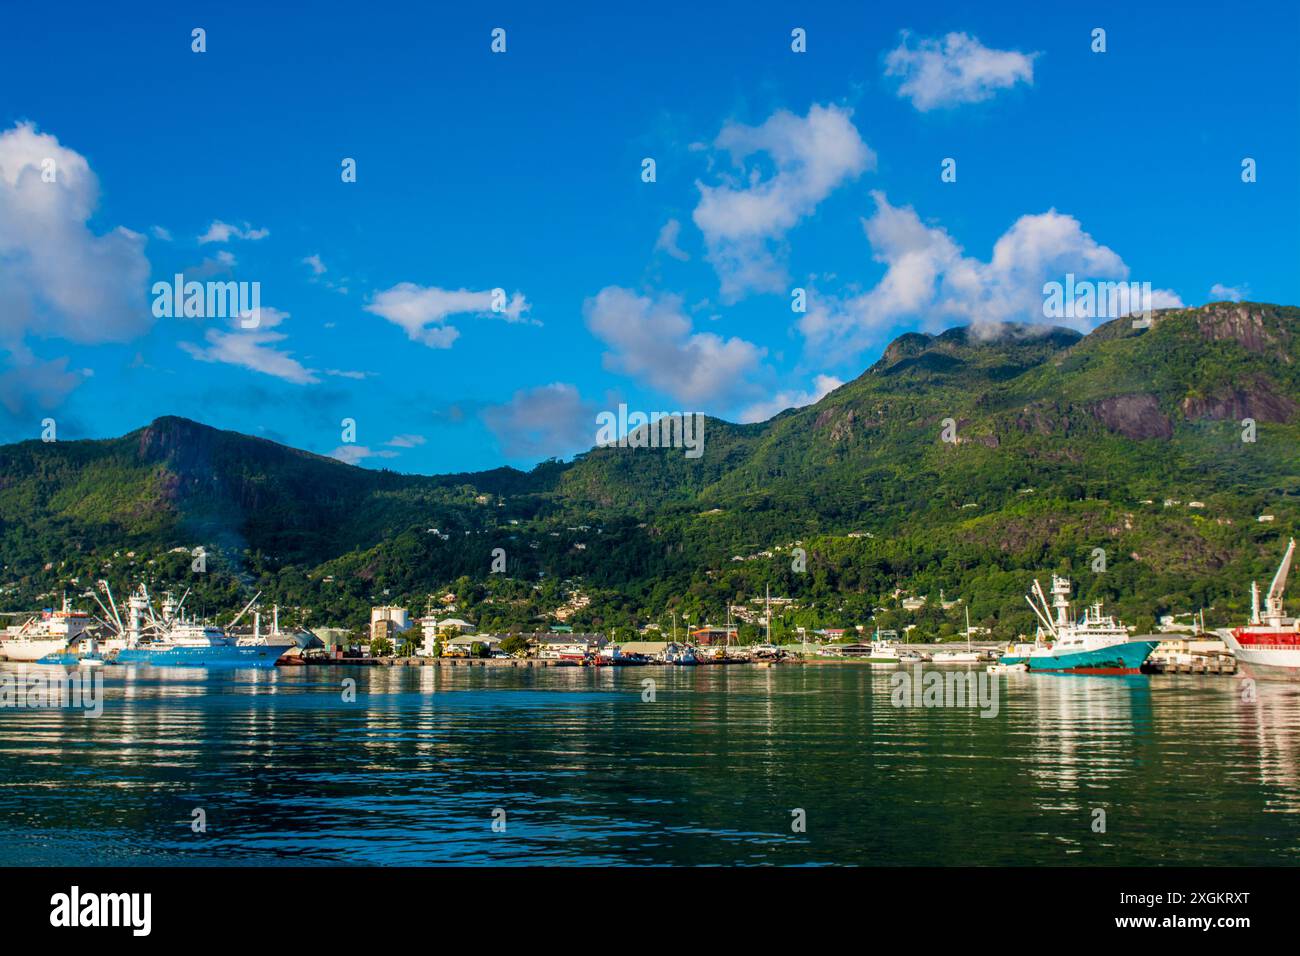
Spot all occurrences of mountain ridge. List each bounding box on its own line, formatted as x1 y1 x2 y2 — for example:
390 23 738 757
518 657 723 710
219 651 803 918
2 301 1298 638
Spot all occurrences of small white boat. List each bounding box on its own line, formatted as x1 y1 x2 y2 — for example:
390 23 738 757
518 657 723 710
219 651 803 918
987 661 1028 674
933 650 981 663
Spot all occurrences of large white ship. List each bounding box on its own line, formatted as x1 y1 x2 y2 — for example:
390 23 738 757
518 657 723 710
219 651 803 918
0 597 95 661
1011 576 1158 674
1219 538 1299 680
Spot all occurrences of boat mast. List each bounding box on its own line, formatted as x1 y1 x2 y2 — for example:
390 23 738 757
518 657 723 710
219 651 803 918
765 583 771 644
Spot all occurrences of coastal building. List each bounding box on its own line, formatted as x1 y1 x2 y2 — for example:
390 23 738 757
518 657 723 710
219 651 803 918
414 616 476 655
371 605 411 634
313 626 353 656
442 634 502 658
689 626 737 646
1151 635 1229 665
619 641 670 660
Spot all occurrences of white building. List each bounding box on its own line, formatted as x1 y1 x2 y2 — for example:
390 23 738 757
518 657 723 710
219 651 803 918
417 617 475 655
371 606 411 632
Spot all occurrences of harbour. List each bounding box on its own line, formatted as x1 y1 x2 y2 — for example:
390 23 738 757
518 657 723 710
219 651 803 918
0 661 1296 866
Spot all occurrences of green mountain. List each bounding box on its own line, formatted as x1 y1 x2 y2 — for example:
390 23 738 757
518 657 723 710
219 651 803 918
2 301 1298 639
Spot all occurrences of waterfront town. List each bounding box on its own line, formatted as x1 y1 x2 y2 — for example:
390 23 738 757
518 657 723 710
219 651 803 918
290 599 1240 674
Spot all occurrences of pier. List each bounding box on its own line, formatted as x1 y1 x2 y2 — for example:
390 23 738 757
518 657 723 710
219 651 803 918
1144 657 1237 675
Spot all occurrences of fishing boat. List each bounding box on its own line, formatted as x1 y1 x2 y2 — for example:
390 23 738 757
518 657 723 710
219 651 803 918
866 640 903 665
108 586 287 668
1218 538 1300 680
664 643 698 665
1020 576 1157 674
0 597 96 661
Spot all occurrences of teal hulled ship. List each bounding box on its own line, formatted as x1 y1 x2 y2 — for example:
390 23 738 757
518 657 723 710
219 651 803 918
1000 576 1158 674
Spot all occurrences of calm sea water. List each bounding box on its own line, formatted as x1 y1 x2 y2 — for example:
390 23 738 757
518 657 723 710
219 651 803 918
0 662 1297 866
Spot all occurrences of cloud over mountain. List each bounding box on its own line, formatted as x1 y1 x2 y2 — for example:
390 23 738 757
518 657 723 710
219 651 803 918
799 191 1182 359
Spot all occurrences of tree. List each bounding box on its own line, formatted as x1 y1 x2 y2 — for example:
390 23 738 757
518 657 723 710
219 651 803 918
500 635 530 656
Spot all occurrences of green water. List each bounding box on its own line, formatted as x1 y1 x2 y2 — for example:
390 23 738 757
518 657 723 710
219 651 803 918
0 663 1296 865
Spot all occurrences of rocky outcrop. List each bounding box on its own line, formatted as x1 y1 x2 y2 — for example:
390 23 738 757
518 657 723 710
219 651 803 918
1195 303 1292 363
1181 383 1297 424
1089 394 1172 440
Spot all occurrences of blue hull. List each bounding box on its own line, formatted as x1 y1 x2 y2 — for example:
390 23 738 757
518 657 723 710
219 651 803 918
116 645 285 668
1025 640 1158 673
35 653 112 666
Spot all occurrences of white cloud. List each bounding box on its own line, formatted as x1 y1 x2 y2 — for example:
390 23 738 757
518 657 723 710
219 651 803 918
799 191 1182 358
0 122 151 348
329 444 400 466
198 220 270 244
654 219 690 261
884 31 1038 111
302 253 326 275
481 382 600 460
738 374 844 424
693 104 873 300
584 286 766 407
385 433 426 448
1209 283 1246 302
151 226 172 241
179 305 317 384
364 283 533 348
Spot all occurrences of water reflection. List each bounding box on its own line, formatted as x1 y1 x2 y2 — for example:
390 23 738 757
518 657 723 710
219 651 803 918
0 662 1296 865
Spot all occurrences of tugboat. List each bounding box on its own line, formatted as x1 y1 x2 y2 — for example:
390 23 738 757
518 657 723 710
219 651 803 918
1219 538 1300 680
1020 576 1157 674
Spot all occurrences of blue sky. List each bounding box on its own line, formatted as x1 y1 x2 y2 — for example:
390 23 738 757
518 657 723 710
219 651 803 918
1 0 1296 472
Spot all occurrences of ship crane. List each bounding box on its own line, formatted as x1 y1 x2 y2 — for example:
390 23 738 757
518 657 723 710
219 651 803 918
1260 538 1296 627
226 592 263 631
1026 579 1059 640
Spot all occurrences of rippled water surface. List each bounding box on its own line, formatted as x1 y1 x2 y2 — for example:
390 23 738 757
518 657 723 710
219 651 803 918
1 663 1297 865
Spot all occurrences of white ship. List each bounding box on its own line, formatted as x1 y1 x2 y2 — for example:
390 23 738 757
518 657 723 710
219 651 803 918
1219 538 1299 680
0 597 95 661
1017 576 1157 673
